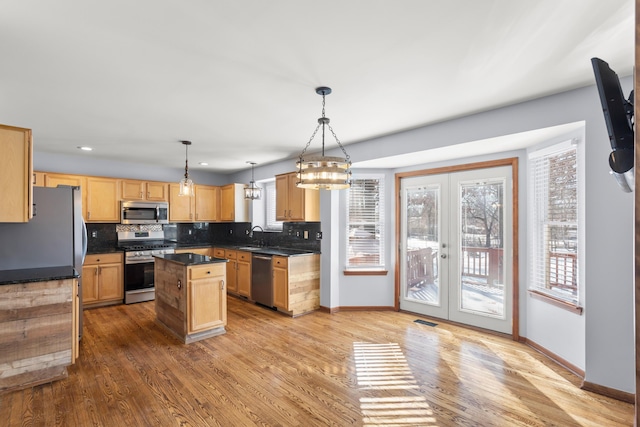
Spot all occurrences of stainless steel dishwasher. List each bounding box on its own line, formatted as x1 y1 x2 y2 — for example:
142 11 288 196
251 254 273 307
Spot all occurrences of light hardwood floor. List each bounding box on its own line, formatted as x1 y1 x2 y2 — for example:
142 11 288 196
0 296 633 426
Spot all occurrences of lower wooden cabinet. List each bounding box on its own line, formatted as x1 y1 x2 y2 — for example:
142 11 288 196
188 263 227 333
236 251 251 298
82 253 123 308
273 257 288 310
213 248 251 298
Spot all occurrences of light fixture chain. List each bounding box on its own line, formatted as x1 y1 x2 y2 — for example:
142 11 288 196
327 123 350 162
298 122 321 157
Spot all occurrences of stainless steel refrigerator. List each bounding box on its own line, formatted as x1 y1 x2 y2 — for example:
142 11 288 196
0 186 87 335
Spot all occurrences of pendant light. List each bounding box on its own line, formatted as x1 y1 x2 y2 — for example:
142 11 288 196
296 86 351 190
178 140 194 196
244 161 262 200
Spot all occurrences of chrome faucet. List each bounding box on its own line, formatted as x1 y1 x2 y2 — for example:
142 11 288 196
249 225 264 238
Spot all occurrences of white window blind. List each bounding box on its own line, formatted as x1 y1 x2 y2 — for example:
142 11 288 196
528 141 579 303
346 175 385 269
264 181 283 231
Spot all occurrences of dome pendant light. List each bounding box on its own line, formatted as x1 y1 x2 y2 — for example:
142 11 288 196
296 87 351 190
244 161 262 200
178 140 194 197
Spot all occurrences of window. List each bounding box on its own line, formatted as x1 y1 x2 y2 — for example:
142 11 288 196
251 180 283 231
346 175 385 270
528 140 580 304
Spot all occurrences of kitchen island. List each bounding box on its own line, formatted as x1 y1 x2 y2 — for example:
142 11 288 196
154 253 228 344
0 266 79 393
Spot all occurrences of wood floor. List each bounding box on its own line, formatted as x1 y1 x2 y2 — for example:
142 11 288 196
0 296 634 426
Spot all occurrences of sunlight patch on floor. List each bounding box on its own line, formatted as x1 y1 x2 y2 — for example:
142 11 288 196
354 342 437 426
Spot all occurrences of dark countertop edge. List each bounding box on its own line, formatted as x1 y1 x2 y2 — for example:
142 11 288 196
0 266 79 286
154 253 229 266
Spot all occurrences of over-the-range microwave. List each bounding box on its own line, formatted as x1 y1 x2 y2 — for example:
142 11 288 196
121 201 169 224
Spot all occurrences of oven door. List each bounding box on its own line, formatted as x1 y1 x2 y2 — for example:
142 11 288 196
124 260 155 292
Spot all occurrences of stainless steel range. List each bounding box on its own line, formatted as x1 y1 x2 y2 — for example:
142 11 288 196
117 230 175 304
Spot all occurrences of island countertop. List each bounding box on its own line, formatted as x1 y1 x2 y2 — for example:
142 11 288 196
154 253 228 266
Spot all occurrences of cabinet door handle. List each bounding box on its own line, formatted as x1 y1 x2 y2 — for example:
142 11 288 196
177 279 182 290
88 211 91 219
221 280 225 290
140 191 143 198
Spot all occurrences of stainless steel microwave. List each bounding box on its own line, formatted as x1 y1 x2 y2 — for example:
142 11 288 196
121 201 169 224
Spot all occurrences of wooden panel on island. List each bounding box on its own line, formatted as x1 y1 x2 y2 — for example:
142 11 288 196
0 278 77 394
273 254 320 317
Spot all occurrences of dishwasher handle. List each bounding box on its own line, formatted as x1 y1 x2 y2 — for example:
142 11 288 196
253 255 273 261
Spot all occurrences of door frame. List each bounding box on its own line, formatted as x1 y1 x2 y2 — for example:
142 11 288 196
395 157 519 340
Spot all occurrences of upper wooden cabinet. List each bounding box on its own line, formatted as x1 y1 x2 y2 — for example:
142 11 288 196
121 180 168 202
275 172 320 222
0 124 33 222
219 183 249 222
194 185 219 222
86 177 120 222
169 184 219 222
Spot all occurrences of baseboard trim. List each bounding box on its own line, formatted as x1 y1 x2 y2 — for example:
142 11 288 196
522 337 585 377
581 381 635 404
319 305 395 313
523 338 634 403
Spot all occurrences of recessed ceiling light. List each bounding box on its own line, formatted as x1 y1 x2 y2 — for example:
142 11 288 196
199 162 209 166
77 146 93 151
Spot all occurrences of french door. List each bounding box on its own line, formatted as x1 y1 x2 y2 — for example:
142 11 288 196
399 165 513 334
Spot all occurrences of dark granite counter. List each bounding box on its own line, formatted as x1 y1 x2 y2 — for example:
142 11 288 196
154 253 228 266
216 245 319 257
0 266 79 285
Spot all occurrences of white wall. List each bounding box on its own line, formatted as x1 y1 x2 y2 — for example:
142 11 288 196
308 81 634 393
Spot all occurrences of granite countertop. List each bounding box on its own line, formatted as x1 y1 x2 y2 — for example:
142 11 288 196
0 265 79 285
215 244 319 257
154 253 229 266
87 241 319 257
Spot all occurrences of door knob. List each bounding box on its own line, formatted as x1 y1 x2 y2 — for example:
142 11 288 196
441 254 447 259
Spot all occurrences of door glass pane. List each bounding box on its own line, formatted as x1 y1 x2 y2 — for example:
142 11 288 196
405 185 440 305
458 180 505 317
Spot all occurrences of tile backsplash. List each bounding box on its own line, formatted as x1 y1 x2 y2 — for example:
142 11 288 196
86 221 321 252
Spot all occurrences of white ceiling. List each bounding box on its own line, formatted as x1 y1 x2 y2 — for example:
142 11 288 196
0 0 634 174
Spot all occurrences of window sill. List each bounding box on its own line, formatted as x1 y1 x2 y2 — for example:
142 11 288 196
528 289 583 314
343 270 388 276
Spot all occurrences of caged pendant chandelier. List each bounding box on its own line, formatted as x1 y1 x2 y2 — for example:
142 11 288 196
178 140 194 196
244 161 262 200
296 87 351 190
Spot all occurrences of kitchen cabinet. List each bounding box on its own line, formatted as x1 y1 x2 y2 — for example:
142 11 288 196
45 174 119 222
275 172 320 222
223 249 238 293
0 124 33 222
121 179 168 201
188 263 227 333
154 254 227 343
169 184 219 222
236 251 252 298
212 248 251 298
82 253 123 307
86 177 120 222
195 185 219 222
220 183 249 222
272 253 320 316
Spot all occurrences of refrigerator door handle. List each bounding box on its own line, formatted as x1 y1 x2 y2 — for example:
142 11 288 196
81 218 88 264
